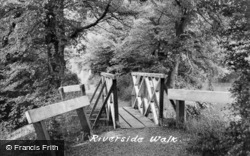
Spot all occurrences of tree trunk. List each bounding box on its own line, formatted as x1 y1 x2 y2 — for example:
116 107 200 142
44 0 66 88
167 54 180 88
166 2 187 88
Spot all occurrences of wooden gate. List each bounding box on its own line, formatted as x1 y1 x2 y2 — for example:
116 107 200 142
131 72 167 125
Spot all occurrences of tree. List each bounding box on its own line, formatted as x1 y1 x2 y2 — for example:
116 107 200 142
0 0 115 131
84 0 226 90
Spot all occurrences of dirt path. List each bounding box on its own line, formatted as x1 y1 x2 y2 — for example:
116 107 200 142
67 127 194 156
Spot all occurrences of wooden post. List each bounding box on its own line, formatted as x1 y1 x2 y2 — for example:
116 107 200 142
159 78 164 126
76 108 91 140
33 121 56 156
59 87 65 100
176 100 186 125
33 121 50 140
112 78 119 128
101 77 106 103
80 84 86 96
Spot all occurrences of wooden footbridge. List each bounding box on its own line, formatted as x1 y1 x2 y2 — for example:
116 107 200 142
4 72 234 153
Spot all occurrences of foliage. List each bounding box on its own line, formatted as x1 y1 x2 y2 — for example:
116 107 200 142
83 0 226 90
0 0 113 132
185 0 250 155
117 74 133 101
186 114 230 156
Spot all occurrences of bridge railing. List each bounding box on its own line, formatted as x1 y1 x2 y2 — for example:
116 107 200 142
25 95 91 141
89 72 119 129
131 72 167 125
131 72 234 126
168 89 233 124
58 84 87 100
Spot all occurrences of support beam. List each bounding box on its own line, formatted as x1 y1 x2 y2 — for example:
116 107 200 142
112 78 119 128
76 108 91 140
58 87 65 100
80 84 86 96
159 78 164 126
33 121 50 140
176 100 186 125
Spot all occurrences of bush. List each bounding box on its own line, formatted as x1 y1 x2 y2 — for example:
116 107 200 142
117 74 133 101
185 113 230 156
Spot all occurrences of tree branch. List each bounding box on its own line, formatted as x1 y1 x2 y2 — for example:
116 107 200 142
69 0 112 39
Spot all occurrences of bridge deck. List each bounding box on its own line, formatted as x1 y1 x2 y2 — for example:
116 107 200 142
119 107 157 128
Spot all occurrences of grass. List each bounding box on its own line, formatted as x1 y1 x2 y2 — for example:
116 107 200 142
67 127 196 156
2 82 234 155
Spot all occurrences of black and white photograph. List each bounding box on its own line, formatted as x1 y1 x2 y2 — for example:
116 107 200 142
0 0 249 156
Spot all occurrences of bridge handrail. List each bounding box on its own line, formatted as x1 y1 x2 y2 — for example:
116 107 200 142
101 72 116 79
168 89 234 104
131 73 165 125
25 96 90 123
90 72 119 129
167 89 234 125
25 93 91 141
58 84 82 93
131 72 166 78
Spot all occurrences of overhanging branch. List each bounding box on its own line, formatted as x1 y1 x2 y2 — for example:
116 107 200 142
69 0 112 39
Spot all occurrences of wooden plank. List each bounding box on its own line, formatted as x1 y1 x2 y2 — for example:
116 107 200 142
119 115 131 128
150 102 159 125
145 78 153 101
123 107 156 127
76 108 92 140
89 82 106 118
33 121 56 156
112 78 119 128
138 78 146 97
101 72 116 79
143 98 150 116
5 124 35 140
176 100 186 124
92 84 114 129
25 96 90 124
89 80 102 103
168 89 233 104
80 84 86 96
137 97 143 114
118 108 145 128
159 78 164 125
131 72 166 78
33 121 50 140
58 87 65 100
59 85 81 93
110 103 116 128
